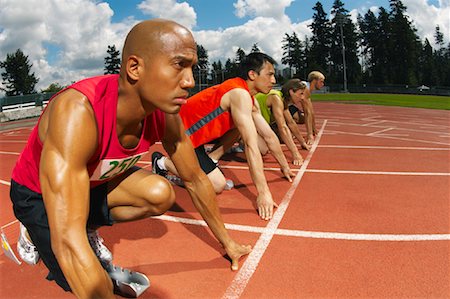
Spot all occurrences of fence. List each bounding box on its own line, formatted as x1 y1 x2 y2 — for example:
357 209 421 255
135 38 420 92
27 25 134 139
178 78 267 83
327 84 450 96
0 92 55 112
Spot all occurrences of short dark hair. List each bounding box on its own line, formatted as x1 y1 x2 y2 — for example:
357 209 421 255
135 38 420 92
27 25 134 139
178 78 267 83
238 52 277 80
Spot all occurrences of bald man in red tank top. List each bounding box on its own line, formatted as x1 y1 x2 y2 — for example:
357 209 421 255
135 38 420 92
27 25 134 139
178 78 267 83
10 19 251 298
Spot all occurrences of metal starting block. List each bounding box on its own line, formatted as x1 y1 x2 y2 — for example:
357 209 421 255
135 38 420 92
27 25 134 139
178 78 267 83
104 263 150 298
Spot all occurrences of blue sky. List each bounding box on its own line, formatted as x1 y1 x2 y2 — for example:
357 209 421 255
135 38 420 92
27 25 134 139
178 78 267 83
0 0 448 92
107 0 391 29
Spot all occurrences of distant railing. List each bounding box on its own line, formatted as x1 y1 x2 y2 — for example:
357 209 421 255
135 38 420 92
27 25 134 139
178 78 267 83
0 92 56 112
326 84 450 96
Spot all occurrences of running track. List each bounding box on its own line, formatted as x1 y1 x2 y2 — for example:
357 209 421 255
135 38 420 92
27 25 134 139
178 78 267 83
0 102 449 298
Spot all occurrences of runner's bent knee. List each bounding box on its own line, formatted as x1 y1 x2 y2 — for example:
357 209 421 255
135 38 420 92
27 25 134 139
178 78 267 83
142 176 175 216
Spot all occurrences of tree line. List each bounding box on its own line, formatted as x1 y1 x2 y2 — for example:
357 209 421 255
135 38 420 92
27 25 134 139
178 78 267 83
1 0 449 97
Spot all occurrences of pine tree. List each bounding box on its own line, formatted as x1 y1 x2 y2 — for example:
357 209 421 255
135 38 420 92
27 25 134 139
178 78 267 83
194 44 209 91
330 0 361 86
282 33 306 78
419 39 437 86
308 2 332 75
251 43 261 53
104 45 121 74
0 49 39 96
388 0 421 85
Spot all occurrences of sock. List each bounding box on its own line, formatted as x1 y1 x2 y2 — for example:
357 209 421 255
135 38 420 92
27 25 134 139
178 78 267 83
157 156 167 170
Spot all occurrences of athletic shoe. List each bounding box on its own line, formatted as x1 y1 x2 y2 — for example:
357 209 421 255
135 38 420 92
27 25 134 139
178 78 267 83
88 230 113 263
17 222 40 265
224 179 234 190
152 151 168 177
166 174 185 187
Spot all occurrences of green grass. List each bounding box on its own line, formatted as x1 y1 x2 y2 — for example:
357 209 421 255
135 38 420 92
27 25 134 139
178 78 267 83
311 93 450 110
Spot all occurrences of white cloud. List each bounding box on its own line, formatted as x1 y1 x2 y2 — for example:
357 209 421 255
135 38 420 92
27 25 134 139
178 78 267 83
0 0 132 92
233 0 294 20
194 16 311 66
138 0 197 30
404 0 450 47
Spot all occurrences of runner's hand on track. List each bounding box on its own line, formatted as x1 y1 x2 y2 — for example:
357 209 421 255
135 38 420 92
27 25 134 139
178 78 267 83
224 241 252 271
256 194 278 220
292 155 304 166
301 142 311 151
281 166 295 182
306 134 314 145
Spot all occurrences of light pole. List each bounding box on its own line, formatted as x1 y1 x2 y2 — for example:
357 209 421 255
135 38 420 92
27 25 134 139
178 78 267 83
336 12 348 93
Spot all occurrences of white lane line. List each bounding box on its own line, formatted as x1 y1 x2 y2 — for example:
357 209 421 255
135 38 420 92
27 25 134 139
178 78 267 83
306 169 450 176
276 229 450 241
221 120 327 299
361 120 386 126
368 127 394 135
0 151 20 155
318 145 450 151
0 179 11 186
326 130 450 146
155 215 450 241
0 140 27 143
1 220 18 229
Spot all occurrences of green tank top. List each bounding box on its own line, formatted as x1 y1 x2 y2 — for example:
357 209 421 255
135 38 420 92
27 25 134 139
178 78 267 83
255 89 283 124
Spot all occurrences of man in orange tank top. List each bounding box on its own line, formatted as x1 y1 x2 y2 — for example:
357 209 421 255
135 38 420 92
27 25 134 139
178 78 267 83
9 19 251 298
153 52 295 221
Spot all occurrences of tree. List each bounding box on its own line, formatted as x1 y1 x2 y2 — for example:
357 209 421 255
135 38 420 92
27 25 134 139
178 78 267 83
0 49 39 96
388 0 421 85
193 44 209 92
418 39 437 86
251 43 261 53
41 82 65 93
330 0 361 86
282 32 306 78
104 45 121 74
308 2 332 74
235 47 246 64
211 60 224 84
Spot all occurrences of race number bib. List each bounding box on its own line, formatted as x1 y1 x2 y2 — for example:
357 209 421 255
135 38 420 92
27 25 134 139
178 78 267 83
90 153 144 181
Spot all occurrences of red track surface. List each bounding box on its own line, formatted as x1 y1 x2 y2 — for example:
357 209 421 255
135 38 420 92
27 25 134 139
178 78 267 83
1 102 449 298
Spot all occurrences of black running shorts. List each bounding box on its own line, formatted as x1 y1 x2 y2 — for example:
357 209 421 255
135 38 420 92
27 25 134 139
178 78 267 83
10 179 113 291
194 145 219 174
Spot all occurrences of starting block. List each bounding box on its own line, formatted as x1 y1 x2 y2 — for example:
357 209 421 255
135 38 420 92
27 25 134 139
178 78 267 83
104 263 150 298
1 228 22 265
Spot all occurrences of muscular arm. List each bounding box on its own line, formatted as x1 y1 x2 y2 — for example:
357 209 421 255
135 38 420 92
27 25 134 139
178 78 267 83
227 89 287 220
162 113 251 269
283 109 310 151
39 90 114 298
269 94 303 166
300 96 316 144
253 101 295 177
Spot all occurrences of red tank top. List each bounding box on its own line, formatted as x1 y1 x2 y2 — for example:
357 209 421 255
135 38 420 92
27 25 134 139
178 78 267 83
11 75 165 193
180 78 253 148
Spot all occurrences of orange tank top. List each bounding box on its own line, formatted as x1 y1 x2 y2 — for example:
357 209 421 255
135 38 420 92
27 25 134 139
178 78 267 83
179 78 253 148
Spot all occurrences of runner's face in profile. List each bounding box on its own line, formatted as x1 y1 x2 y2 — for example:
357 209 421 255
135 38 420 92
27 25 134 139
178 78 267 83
254 62 276 94
291 89 305 105
142 28 197 114
315 78 325 90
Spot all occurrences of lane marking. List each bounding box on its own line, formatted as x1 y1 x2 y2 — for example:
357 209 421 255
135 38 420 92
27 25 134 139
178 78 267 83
0 179 11 186
154 215 450 241
318 145 450 151
368 127 394 135
326 130 450 146
0 151 20 155
306 169 450 176
328 120 450 136
221 120 327 299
